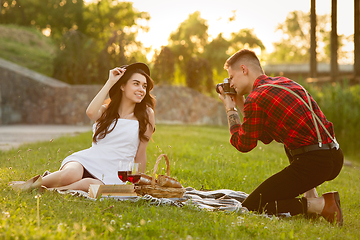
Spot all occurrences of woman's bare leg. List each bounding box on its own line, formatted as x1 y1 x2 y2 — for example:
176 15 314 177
50 178 103 192
42 162 84 188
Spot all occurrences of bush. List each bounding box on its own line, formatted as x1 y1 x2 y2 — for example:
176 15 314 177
307 81 360 160
53 30 99 84
185 57 213 93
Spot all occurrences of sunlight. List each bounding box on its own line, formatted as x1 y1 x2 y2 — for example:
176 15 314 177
42 27 51 37
254 48 262 56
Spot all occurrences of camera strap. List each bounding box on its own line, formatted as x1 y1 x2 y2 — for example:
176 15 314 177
258 83 339 149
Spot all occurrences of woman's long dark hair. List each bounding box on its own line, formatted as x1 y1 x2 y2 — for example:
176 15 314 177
93 68 156 143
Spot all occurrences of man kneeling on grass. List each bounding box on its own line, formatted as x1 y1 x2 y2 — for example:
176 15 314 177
217 49 343 226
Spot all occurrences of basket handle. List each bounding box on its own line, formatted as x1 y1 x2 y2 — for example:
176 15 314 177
151 154 170 186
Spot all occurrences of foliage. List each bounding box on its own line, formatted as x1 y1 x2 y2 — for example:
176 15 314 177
168 11 209 70
0 0 85 41
1 125 359 239
152 46 175 85
168 12 264 91
203 33 230 73
185 57 213 94
53 30 98 84
82 0 150 42
168 11 213 91
268 10 347 64
306 81 360 160
229 29 265 54
203 30 265 74
0 24 56 76
94 29 149 84
53 1 150 84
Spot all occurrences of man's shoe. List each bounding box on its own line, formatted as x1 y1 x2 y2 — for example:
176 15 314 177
320 191 343 227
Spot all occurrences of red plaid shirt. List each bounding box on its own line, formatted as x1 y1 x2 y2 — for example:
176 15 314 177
230 74 335 152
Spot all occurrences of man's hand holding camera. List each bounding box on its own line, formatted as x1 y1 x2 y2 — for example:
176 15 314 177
216 78 245 117
216 78 244 127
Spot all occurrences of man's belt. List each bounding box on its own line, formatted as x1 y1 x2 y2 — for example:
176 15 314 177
289 142 338 156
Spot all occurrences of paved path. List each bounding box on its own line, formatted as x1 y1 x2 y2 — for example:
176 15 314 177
0 125 92 151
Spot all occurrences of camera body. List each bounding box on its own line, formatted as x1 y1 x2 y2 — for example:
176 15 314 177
216 78 236 95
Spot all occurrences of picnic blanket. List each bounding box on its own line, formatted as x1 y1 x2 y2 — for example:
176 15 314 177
53 187 249 213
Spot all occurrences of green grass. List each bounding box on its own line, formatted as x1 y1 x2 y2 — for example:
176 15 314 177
1 125 360 239
0 24 56 76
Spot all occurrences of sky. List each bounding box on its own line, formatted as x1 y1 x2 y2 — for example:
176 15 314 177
85 0 355 62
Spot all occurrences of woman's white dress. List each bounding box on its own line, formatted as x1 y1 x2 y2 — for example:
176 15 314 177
60 119 140 185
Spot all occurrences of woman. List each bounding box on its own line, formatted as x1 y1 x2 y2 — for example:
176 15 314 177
11 62 156 192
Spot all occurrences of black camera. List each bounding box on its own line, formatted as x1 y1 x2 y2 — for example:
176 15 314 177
216 78 236 95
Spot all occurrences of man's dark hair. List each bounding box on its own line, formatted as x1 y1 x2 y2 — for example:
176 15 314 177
224 49 263 73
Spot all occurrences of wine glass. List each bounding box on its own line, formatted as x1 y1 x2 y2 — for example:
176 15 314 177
118 161 131 182
127 162 141 184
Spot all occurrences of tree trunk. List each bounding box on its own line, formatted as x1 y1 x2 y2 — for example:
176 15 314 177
331 0 338 81
354 0 360 81
310 0 317 78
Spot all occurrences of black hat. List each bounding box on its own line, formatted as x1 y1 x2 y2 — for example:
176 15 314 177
121 62 150 76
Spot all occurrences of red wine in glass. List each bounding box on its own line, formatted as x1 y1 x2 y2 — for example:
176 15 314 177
127 174 141 184
118 171 131 182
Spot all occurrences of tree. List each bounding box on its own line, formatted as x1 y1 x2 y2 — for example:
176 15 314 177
83 0 149 42
167 11 212 90
168 11 209 71
203 30 265 74
152 46 175 85
185 57 213 94
268 10 346 64
51 0 150 84
0 0 85 41
167 11 266 92
229 29 265 53
95 29 148 83
53 30 98 84
203 33 231 74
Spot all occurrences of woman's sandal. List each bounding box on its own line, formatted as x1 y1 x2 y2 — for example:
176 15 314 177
9 175 43 191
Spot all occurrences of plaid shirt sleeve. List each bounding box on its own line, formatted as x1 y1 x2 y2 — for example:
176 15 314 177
229 101 273 152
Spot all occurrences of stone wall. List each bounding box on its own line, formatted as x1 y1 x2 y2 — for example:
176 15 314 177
152 85 226 125
0 58 227 126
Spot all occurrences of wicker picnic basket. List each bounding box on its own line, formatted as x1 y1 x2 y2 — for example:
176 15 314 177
135 154 185 198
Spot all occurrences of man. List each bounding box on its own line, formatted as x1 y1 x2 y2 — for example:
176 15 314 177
218 49 344 226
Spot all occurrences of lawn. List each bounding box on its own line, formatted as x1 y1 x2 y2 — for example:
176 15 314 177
1 125 359 239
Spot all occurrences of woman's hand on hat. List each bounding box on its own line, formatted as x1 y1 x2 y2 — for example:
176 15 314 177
108 67 126 86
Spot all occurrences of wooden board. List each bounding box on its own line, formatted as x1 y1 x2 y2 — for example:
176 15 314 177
88 184 137 198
